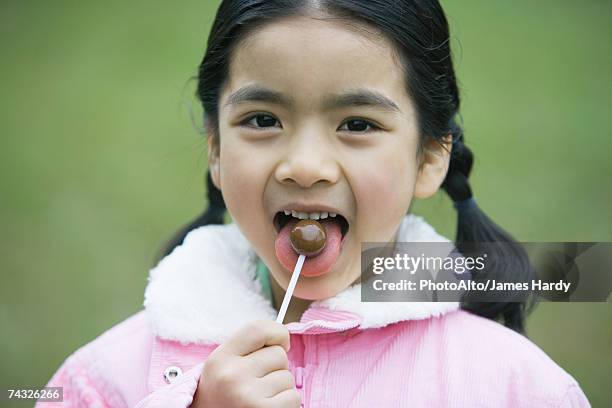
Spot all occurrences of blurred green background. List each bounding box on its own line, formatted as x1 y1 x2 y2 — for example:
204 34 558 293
1 0 610 406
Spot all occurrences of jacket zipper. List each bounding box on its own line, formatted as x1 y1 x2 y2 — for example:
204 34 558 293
295 366 304 407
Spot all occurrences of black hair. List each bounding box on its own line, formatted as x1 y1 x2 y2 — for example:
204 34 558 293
158 0 536 334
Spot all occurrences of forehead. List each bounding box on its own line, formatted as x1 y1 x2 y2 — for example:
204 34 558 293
223 16 412 112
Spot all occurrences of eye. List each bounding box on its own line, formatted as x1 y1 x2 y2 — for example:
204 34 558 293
338 119 381 133
242 114 281 129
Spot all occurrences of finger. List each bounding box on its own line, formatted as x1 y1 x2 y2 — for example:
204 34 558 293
267 387 302 408
257 369 295 398
245 345 289 377
222 320 290 356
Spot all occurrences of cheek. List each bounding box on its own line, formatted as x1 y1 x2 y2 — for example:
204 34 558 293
350 145 418 239
218 137 269 225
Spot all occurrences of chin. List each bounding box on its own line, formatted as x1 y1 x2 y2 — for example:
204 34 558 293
294 276 352 301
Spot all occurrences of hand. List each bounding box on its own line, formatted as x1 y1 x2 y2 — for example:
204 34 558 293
190 320 301 408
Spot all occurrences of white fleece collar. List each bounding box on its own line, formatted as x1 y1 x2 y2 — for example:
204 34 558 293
144 214 460 345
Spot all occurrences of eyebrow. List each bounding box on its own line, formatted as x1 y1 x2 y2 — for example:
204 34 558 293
224 85 290 108
223 84 401 113
324 89 401 113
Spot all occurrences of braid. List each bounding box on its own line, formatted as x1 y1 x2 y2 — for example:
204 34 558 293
206 170 226 213
441 121 472 203
441 119 536 334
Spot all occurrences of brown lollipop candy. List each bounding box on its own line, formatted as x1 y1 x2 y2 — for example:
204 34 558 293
290 219 327 257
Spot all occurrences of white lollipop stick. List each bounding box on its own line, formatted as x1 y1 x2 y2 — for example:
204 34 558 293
276 254 306 324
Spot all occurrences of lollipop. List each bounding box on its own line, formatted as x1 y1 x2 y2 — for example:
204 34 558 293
276 219 327 323
289 219 327 256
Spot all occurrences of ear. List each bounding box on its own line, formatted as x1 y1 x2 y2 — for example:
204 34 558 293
207 135 221 190
414 134 452 198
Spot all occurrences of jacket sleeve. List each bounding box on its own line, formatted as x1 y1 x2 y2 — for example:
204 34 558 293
35 352 204 408
557 383 591 408
34 353 115 408
133 362 204 408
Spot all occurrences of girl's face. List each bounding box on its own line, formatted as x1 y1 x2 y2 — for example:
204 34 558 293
209 16 450 300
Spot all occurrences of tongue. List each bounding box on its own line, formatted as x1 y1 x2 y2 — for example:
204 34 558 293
275 218 342 277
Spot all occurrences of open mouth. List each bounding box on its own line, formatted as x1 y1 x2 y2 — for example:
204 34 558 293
273 209 350 276
273 210 350 239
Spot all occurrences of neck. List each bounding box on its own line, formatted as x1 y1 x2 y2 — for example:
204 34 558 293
270 272 313 323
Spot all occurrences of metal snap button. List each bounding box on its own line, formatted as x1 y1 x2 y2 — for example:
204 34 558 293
163 366 183 384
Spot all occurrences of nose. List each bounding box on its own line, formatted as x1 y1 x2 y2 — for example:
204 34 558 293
275 129 340 188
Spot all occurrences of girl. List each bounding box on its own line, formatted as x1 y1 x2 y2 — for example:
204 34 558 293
38 1 590 407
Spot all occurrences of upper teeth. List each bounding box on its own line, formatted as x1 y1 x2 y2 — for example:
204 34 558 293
283 210 338 220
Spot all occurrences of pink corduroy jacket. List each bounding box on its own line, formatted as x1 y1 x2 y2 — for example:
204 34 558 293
37 215 591 407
